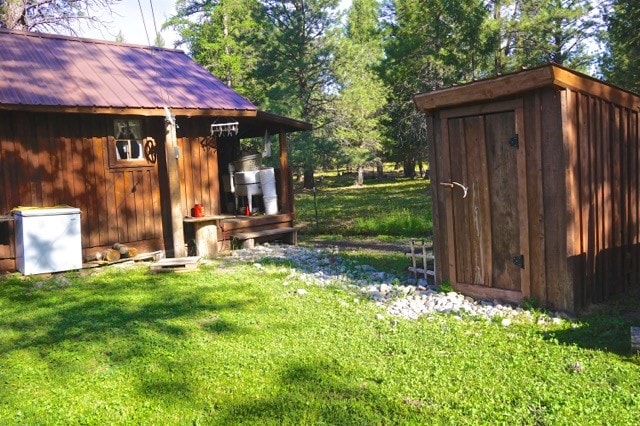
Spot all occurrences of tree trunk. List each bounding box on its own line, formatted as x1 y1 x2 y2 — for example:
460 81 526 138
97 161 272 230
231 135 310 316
376 161 384 179
355 166 364 187
403 158 416 178
303 167 315 189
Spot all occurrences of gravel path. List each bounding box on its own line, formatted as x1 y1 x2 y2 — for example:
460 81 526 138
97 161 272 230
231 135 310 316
222 244 568 325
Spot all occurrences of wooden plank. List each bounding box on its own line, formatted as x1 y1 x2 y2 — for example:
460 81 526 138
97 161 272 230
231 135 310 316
150 142 162 239
577 93 591 307
219 213 294 232
612 106 623 293
36 116 52 207
463 115 490 285
416 65 640 115
0 112 18 210
134 170 145 241
524 93 547 305
234 227 297 240
633 112 640 287
80 115 98 248
485 111 520 292
601 102 613 300
429 114 444 286
542 88 570 311
222 221 295 240
452 282 522 306
563 90 580 311
0 112 17 260
141 169 152 240
621 108 630 293
448 117 472 284
592 98 604 302
550 66 640 112
92 116 108 246
0 104 260 119
439 115 457 284
415 66 556 112
150 256 200 273
182 136 194 213
103 132 119 245
515 106 531 299
207 139 220 215
14 113 34 205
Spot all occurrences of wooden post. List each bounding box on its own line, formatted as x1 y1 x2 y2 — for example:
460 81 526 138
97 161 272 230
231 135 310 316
279 132 294 215
164 114 185 257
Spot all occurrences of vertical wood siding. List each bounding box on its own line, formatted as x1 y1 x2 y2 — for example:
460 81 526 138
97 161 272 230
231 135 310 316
562 89 640 308
0 111 164 268
176 118 221 217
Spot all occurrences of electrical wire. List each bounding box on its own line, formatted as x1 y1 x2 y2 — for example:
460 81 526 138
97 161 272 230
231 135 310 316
136 0 152 47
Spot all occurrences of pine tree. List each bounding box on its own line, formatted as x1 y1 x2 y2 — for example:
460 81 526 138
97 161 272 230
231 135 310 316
602 0 640 92
332 0 387 183
260 0 340 188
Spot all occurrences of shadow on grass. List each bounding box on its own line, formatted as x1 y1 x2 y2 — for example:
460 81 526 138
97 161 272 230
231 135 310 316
540 314 631 356
540 290 640 358
216 360 409 424
0 272 253 356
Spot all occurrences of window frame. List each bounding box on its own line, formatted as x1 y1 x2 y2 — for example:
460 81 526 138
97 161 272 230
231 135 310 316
109 118 154 169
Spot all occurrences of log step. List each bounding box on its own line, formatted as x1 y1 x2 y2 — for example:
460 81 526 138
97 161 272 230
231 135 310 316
233 227 297 249
150 256 201 273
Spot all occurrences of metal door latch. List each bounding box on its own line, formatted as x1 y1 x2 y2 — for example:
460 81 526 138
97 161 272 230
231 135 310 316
439 181 468 198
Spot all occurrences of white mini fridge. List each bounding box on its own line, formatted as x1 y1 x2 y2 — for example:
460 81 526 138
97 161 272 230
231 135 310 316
13 207 82 275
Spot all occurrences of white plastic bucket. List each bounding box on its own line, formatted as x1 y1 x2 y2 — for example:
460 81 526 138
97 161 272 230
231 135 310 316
263 196 278 215
259 168 277 197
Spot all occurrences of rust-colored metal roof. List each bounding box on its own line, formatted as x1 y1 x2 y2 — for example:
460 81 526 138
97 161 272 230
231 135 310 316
0 29 257 114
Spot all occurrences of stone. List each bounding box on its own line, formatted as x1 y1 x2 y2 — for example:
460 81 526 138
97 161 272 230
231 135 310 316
296 288 307 296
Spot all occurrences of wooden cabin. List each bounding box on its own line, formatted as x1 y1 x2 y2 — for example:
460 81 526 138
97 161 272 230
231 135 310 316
414 64 640 313
0 29 311 272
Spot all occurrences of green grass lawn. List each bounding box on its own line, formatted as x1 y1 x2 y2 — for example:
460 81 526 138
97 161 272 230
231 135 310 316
294 172 432 239
2 174 640 423
1 262 639 424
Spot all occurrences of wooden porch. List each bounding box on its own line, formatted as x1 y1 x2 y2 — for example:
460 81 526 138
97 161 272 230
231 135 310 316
183 213 297 257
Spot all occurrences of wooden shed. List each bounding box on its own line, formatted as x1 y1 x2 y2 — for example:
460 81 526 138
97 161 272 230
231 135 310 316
0 29 311 272
414 64 640 313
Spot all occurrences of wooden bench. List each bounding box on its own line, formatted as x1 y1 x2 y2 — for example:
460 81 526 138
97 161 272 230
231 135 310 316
232 227 298 249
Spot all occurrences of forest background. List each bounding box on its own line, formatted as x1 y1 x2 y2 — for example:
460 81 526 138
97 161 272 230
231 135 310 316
2 0 639 187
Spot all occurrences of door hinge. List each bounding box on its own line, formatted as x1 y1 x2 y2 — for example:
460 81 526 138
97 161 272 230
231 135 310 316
512 254 525 269
508 134 519 149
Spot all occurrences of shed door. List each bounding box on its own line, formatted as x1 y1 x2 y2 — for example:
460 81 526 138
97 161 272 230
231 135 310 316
439 100 529 299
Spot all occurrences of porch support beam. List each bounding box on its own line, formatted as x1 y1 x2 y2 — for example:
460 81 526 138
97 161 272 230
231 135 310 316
279 132 294 215
164 117 186 257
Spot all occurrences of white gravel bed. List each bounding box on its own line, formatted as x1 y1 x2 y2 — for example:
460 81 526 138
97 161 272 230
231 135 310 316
223 244 568 325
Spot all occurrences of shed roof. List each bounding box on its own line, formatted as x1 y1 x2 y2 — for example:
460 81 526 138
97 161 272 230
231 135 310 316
414 64 640 114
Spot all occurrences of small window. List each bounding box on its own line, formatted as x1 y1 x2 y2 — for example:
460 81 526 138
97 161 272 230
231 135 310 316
109 118 154 169
115 139 143 160
114 119 144 161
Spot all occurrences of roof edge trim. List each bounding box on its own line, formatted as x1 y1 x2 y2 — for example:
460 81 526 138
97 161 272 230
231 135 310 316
414 64 640 114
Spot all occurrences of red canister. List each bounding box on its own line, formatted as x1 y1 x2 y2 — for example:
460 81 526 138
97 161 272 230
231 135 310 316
192 204 204 217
